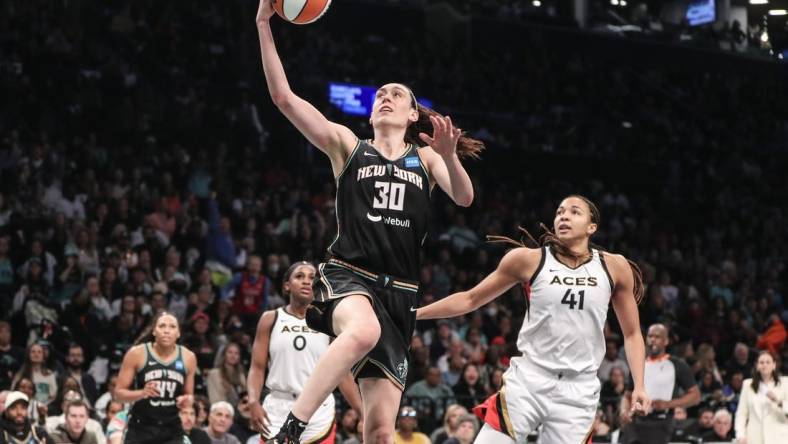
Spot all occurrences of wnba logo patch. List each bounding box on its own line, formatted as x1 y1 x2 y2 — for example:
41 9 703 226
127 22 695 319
404 157 420 168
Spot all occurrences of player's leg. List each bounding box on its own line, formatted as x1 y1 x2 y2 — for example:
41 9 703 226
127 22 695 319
359 377 402 444
474 423 516 444
538 376 597 444
289 294 380 422
474 359 550 443
260 393 292 440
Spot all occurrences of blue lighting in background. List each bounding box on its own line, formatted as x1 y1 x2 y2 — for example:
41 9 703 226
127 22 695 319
329 82 433 116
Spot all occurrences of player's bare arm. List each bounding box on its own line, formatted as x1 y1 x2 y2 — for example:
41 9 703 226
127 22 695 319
417 247 541 320
607 252 651 416
256 0 356 175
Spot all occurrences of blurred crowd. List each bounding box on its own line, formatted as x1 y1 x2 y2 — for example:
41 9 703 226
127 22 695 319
1 0 787 443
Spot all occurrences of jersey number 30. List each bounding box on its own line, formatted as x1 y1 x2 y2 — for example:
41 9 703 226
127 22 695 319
561 289 585 310
373 181 405 211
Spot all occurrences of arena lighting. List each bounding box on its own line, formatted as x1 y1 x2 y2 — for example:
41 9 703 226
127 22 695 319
610 0 619 5
532 0 541 6
768 9 787 15
749 0 768 4
761 31 770 42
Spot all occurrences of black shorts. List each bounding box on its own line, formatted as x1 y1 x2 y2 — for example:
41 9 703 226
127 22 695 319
125 416 188 444
306 258 419 391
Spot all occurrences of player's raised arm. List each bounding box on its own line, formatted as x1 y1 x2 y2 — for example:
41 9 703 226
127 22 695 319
417 248 539 320
255 0 355 169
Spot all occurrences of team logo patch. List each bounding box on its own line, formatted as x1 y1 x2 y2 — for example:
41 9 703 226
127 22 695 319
175 360 184 370
404 157 420 168
397 358 408 381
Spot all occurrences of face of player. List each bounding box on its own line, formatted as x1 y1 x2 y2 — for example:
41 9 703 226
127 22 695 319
285 265 316 305
370 83 418 129
153 314 180 346
554 197 597 242
756 352 776 380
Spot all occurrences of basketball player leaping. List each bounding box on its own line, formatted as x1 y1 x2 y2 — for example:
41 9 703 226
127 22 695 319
417 195 651 444
248 261 363 444
256 0 484 442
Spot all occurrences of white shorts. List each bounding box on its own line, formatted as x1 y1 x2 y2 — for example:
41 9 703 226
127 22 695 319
260 391 336 443
474 357 599 444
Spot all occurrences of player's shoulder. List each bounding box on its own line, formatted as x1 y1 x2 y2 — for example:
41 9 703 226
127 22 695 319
499 246 543 281
600 251 628 267
256 309 279 333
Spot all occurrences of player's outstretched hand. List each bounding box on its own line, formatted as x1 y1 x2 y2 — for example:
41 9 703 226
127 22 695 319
256 0 275 25
250 401 271 436
630 388 651 418
420 115 461 159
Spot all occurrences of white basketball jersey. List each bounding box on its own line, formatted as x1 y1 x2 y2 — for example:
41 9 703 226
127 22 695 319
517 247 614 375
266 307 331 395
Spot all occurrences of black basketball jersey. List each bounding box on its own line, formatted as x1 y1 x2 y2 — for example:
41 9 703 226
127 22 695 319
328 140 431 281
128 343 186 425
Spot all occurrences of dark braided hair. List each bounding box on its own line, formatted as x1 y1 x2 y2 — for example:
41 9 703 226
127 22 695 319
487 195 645 305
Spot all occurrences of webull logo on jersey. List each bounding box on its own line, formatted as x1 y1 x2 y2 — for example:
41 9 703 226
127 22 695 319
357 164 423 190
366 212 411 228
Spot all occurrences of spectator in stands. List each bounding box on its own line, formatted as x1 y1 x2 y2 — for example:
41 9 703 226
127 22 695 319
45 391 105 444
180 405 211 444
204 402 240 444
725 343 752 378
0 391 51 444
336 408 360 443
394 406 430 444
206 343 246 406
598 340 629 383
429 404 467 444
451 364 485 411
61 345 97 405
221 256 270 330
701 409 733 442
12 344 57 407
406 366 455 423
228 392 255 444
49 399 99 444
0 322 23 390
442 414 478 444
600 366 627 421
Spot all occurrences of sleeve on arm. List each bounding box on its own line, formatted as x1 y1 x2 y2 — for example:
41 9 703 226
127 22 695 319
673 358 696 391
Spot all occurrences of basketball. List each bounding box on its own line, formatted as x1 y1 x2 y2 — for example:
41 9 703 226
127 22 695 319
273 0 331 24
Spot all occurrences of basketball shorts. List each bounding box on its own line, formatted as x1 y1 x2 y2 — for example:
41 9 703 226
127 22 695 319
473 357 599 444
261 390 336 443
123 415 188 444
306 258 419 391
